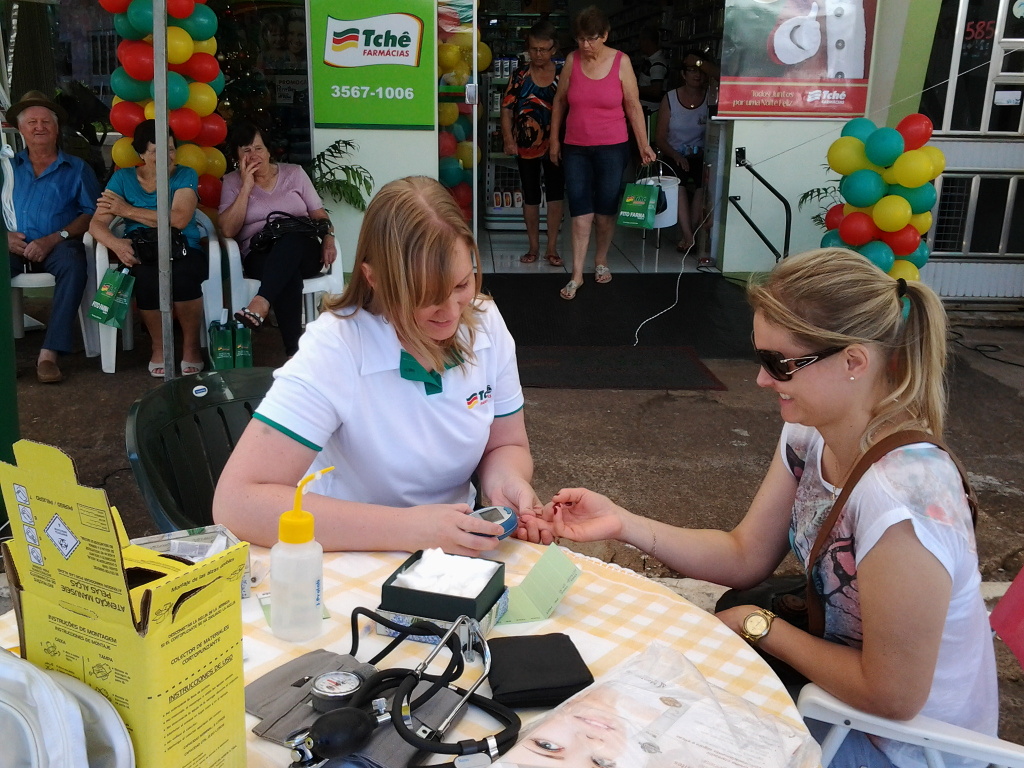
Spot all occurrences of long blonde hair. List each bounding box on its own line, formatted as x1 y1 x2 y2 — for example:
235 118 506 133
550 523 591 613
748 248 948 447
324 176 483 371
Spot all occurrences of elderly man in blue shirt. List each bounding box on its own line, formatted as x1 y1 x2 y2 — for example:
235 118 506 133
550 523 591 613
6 91 100 383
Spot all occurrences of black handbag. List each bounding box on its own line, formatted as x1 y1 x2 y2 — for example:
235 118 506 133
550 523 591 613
128 226 189 265
248 211 330 258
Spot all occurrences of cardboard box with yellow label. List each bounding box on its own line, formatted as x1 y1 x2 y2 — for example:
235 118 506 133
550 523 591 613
0 440 249 768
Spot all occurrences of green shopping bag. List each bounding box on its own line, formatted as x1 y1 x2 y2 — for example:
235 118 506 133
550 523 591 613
617 182 658 229
88 266 135 328
233 322 253 368
208 320 235 371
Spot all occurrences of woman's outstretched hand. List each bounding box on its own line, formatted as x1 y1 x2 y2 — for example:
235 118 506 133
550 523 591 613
515 488 628 544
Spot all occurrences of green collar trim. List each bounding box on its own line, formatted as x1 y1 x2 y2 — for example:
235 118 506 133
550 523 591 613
399 350 460 395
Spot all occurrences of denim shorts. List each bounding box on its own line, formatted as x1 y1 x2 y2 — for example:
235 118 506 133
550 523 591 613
562 141 629 217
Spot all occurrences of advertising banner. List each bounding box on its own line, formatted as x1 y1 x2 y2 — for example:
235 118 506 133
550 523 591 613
718 0 876 118
309 0 436 129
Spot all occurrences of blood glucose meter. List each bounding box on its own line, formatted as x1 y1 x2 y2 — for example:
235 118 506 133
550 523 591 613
469 505 518 540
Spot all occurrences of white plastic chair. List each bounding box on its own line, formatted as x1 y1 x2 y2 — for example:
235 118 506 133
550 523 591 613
93 210 223 373
10 235 100 358
798 567 1024 768
222 235 344 329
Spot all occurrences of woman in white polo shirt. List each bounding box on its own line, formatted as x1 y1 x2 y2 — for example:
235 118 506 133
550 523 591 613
213 176 541 555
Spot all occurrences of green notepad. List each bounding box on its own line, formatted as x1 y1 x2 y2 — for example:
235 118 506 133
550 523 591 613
499 544 581 624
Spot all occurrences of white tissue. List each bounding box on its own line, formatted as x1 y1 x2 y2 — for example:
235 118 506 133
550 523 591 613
391 548 500 598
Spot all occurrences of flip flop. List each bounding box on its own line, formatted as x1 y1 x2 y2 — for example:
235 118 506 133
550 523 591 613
545 252 564 267
181 360 205 376
560 279 581 300
148 361 165 378
595 264 612 284
234 307 264 331
519 252 539 263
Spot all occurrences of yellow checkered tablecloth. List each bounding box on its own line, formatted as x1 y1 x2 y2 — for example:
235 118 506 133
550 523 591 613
241 540 806 766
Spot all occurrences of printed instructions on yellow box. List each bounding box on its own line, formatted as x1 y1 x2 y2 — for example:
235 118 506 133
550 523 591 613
0 440 249 768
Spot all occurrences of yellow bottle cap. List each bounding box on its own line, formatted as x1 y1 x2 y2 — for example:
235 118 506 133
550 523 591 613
278 466 334 544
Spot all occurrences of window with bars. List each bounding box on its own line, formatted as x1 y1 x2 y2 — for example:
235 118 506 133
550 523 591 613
90 30 117 78
933 174 1024 256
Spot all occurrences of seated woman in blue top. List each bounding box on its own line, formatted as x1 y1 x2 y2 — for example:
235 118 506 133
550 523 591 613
213 175 542 554
88 119 205 377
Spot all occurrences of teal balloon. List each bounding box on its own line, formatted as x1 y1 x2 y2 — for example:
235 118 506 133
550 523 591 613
111 67 151 102
841 169 887 208
888 182 937 214
906 240 930 269
209 70 225 96
450 121 467 142
113 12 147 40
455 115 473 140
126 0 154 34
858 240 896 272
439 157 462 188
820 229 845 248
864 127 905 167
462 168 474 186
841 117 876 143
174 4 218 42
151 71 191 110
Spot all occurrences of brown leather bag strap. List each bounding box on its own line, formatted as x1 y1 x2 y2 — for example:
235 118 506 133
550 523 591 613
804 430 977 637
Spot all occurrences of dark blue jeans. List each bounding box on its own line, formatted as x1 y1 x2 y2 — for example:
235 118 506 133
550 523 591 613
562 142 630 217
9 239 87 354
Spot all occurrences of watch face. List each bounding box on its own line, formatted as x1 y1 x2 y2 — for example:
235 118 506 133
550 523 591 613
744 613 770 636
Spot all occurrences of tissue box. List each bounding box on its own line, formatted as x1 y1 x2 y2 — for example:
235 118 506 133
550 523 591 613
380 550 505 622
130 524 253 598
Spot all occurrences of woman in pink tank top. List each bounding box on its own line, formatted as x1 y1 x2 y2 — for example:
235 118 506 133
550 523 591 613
549 6 656 300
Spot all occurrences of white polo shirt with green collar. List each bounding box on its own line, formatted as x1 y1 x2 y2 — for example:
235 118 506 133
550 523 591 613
253 297 525 508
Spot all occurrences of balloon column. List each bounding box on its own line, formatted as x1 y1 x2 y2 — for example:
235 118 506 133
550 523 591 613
822 113 943 283
436 0 487 221
100 0 228 212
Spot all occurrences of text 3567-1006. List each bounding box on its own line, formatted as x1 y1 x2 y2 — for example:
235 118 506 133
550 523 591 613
330 86 416 99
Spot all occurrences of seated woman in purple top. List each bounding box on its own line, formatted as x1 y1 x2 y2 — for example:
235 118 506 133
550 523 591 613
218 122 337 357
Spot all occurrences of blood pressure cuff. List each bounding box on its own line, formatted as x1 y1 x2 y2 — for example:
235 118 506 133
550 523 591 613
487 633 593 708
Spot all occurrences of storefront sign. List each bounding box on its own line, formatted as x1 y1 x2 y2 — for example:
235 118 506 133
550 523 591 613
718 0 876 118
309 2 435 129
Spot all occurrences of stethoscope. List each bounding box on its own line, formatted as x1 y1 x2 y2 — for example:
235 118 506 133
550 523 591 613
285 611 521 768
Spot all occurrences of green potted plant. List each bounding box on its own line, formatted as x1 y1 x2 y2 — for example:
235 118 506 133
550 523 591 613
306 139 374 211
797 165 842 231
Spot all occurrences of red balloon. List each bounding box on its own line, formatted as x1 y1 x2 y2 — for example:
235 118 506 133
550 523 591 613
118 40 154 81
451 182 473 208
169 107 202 141
895 113 933 151
99 0 131 12
879 223 923 256
167 0 195 18
838 211 878 246
459 205 472 222
438 130 457 158
186 52 220 82
197 174 222 208
195 113 227 147
109 100 146 137
168 60 191 75
824 203 845 230
457 102 473 115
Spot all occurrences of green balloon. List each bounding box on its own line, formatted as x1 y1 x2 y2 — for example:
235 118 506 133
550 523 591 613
462 168 474 186
840 117 876 143
450 121 467 142
151 71 191 110
176 4 218 41
906 240 930 269
864 127 905 168
841 169 886 208
820 229 845 248
857 240 896 273
111 67 151 102
439 157 462 188
113 12 147 40
126 0 154 34
209 70 226 96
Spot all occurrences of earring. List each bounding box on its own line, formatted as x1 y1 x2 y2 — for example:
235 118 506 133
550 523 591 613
849 376 856 381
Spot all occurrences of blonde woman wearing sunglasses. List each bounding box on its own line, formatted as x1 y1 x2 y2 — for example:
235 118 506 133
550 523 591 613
519 248 997 768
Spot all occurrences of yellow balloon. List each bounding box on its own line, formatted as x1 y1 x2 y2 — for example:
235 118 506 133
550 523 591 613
872 194 913 232
455 140 480 169
167 26 194 65
175 142 207 174
143 100 156 120
111 136 141 168
438 43 462 69
186 82 218 117
438 102 458 126
888 260 921 281
881 166 900 185
827 136 869 175
892 149 933 188
202 146 226 178
919 145 945 178
477 42 492 72
910 211 933 235
192 36 217 56
450 28 479 49
112 96 124 106
843 203 874 216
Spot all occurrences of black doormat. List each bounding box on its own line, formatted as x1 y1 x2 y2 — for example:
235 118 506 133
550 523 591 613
516 345 726 390
482 272 753 358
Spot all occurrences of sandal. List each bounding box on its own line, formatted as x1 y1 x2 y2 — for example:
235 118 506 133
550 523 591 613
545 252 564 267
595 264 612 284
560 279 581 300
234 307 264 331
181 360 205 376
519 252 539 263
148 361 165 378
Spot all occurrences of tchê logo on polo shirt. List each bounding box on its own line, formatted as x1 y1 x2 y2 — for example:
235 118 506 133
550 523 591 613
465 385 493 410
323 13 423 68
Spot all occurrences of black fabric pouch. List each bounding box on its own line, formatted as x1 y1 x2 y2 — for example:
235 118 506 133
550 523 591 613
488 633 593 708
128 226 189 265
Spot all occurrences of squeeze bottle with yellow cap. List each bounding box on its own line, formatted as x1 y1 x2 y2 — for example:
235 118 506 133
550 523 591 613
271 467 332 641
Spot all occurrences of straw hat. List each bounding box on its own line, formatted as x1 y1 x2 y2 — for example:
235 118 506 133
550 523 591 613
6 90 68 127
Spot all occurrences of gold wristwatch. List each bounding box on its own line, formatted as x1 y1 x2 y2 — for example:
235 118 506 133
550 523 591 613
740 608 776 645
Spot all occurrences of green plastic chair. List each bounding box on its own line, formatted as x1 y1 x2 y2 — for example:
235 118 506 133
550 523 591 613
126 367 276 532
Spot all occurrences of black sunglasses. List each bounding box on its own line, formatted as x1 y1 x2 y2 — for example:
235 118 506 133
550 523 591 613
752 333 846 382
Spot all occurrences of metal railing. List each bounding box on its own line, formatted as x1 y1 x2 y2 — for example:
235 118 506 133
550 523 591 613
728 147 792 262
